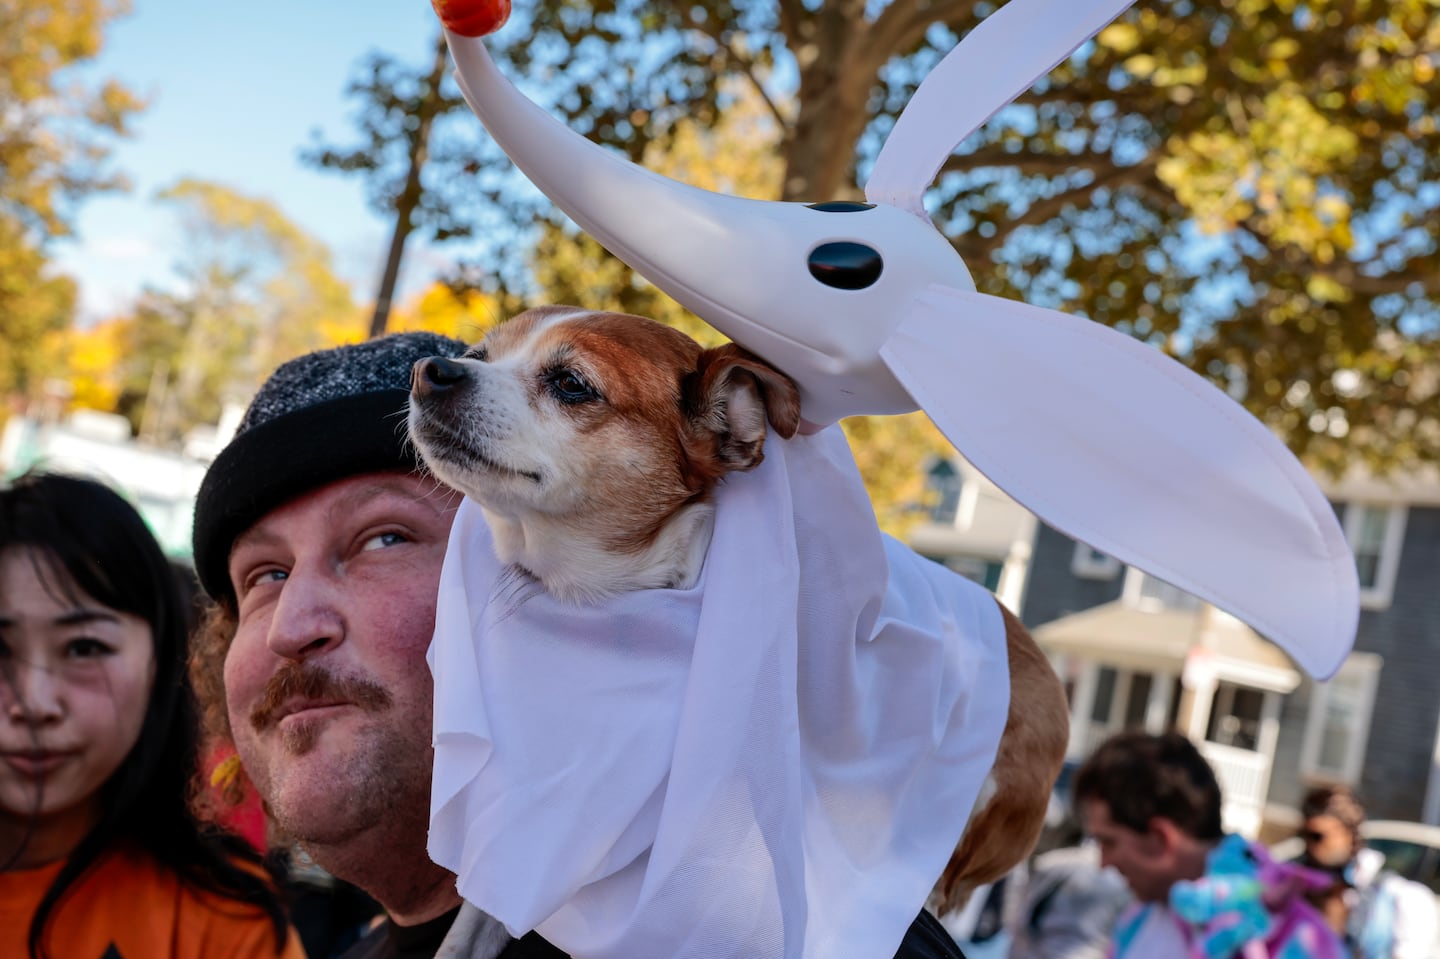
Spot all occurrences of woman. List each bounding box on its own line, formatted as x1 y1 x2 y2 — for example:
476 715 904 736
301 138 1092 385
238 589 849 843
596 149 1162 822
1300 785 1438 959
0 471 303 958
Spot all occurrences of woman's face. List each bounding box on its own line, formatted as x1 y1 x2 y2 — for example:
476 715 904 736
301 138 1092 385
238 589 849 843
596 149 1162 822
0 548 156 864
1302 813 1357 869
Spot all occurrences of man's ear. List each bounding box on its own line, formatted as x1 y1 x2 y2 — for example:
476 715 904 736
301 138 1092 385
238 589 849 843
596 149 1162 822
688 345 801 471
1147 816 1186 855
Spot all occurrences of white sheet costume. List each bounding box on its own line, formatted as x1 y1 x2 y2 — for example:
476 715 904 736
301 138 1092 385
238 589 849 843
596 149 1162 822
429 427 1010 957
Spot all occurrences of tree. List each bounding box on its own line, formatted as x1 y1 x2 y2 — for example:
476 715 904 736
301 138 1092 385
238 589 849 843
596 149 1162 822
338 0 1439 475
387 279 507 342
304 31 499 336
94 180 361 442
0 0 142 404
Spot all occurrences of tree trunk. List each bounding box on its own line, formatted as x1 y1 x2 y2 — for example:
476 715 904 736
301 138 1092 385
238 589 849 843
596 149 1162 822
781 0 879 203
368 31 451 338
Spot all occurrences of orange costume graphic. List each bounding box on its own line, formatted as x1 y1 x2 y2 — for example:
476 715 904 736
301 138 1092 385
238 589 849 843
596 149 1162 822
0 842 304 959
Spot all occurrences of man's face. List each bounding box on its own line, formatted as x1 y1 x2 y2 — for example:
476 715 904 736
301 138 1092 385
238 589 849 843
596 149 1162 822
222 473 460 848
1081 798 1177 903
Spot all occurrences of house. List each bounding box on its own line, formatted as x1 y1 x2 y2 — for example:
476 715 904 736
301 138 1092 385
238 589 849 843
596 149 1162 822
910 454 1440 840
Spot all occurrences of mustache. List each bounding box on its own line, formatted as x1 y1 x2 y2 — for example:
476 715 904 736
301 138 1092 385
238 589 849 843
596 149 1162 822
249 662 393 732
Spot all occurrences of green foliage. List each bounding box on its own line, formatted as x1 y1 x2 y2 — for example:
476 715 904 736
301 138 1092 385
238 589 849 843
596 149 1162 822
501 0 1440 477
317 0 1438 500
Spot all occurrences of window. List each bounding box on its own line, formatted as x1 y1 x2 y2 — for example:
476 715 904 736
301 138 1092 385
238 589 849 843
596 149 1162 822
1122 569 1202 612
1091 667 1118 723
923 458 963 524
1071 542 1121 580
1300 653 1381 785
1205 682 1265 752
1342 503 1407 609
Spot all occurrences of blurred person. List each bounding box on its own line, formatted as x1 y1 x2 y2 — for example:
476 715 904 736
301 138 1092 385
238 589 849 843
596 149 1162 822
1074 730 1343 958
0 471 302 959
187 331 973 959
1006 822 1131 959
1298 784 1438 959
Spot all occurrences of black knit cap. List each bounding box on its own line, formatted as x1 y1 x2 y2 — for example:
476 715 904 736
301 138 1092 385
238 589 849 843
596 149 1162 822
191 331 468 605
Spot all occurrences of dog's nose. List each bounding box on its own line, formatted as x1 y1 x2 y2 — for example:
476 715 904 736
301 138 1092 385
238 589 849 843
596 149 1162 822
412 356 469 397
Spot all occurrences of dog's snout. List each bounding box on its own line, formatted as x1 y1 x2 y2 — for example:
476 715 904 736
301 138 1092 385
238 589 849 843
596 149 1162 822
412 356 469 398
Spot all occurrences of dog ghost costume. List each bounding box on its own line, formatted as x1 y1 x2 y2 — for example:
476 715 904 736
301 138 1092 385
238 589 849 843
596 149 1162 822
424 0 1361 955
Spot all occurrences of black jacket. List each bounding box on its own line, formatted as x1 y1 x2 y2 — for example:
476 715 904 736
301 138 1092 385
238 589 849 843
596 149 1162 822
345 906 967 958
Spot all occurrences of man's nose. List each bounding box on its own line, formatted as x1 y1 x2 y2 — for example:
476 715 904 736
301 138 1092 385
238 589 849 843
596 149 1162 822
264 567 346 661
4 661 65 726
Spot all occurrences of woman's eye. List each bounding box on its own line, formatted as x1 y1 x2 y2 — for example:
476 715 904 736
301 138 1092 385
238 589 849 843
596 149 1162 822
65 637 114 659
361 531 408 552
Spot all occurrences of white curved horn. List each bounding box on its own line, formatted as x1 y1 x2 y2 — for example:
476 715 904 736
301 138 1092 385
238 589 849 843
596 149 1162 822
866 0 1139 215
446 31 977 427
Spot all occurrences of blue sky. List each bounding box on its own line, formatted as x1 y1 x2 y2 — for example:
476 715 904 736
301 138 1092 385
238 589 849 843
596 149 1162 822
53 0 458 322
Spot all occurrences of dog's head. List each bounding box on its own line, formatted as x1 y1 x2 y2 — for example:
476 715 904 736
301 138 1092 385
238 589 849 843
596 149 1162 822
407 306 800 554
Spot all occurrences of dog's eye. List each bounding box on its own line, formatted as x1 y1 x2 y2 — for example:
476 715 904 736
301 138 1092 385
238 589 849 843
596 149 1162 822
546 369 597 404
463 346 489 361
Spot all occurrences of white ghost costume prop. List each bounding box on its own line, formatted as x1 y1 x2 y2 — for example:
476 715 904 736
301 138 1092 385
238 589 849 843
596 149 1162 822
428 427 1011 957
439 0 1358 681
427 0 1363 954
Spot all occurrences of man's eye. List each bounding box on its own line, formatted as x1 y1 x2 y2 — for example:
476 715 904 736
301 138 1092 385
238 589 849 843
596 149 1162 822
244 568 288 593
361 531 408 552
66 637 115 659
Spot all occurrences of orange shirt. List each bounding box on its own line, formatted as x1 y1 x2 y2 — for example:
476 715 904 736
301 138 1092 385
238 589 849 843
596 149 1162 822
0 843 306 959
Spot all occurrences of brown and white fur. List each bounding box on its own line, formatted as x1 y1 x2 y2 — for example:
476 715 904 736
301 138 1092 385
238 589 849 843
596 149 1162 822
407 305 802 604
407 304 1067 913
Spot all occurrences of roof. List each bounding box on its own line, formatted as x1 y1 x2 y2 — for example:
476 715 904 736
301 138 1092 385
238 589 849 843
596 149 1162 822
1033 600 1300 692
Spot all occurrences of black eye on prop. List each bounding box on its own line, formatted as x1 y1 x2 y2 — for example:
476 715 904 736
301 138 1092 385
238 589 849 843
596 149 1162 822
805 201 876 212
546 369 597 404
808 241 883 290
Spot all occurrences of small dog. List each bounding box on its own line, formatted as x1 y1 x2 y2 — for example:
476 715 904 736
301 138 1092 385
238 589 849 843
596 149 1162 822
407 305 801 604
407 304 1066 911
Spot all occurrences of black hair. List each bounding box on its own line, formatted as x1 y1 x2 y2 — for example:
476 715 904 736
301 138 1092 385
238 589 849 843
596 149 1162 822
1071 730 1224 842
0 471 288 958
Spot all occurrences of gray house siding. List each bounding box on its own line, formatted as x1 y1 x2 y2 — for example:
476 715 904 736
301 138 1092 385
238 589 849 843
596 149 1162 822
1267 683 1317 812
1349 505 1440 821
1019 503 1440 825
1019 524 1125 628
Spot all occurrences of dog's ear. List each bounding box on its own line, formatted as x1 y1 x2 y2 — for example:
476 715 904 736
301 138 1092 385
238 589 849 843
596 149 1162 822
688 345 801 472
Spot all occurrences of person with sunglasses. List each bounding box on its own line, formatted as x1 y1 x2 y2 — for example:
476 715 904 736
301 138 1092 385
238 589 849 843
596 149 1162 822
1299 785 1439 959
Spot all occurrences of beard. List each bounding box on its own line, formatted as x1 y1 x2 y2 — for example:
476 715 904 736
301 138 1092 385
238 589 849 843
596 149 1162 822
242 701 436 854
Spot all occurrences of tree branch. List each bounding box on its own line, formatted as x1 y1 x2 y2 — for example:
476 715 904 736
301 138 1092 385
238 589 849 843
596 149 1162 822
939 146 1114 177
1321 261 1440 297
776 0 807 43
863 0 981 79
686 24 790 133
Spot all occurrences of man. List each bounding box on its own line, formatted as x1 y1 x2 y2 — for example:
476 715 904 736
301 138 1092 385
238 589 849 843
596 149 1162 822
1298 784 1438 959
1073 731 1344 958
188 332 969 958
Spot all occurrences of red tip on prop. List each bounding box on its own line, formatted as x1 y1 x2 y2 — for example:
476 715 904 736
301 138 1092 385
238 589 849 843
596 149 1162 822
432 0 511 37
